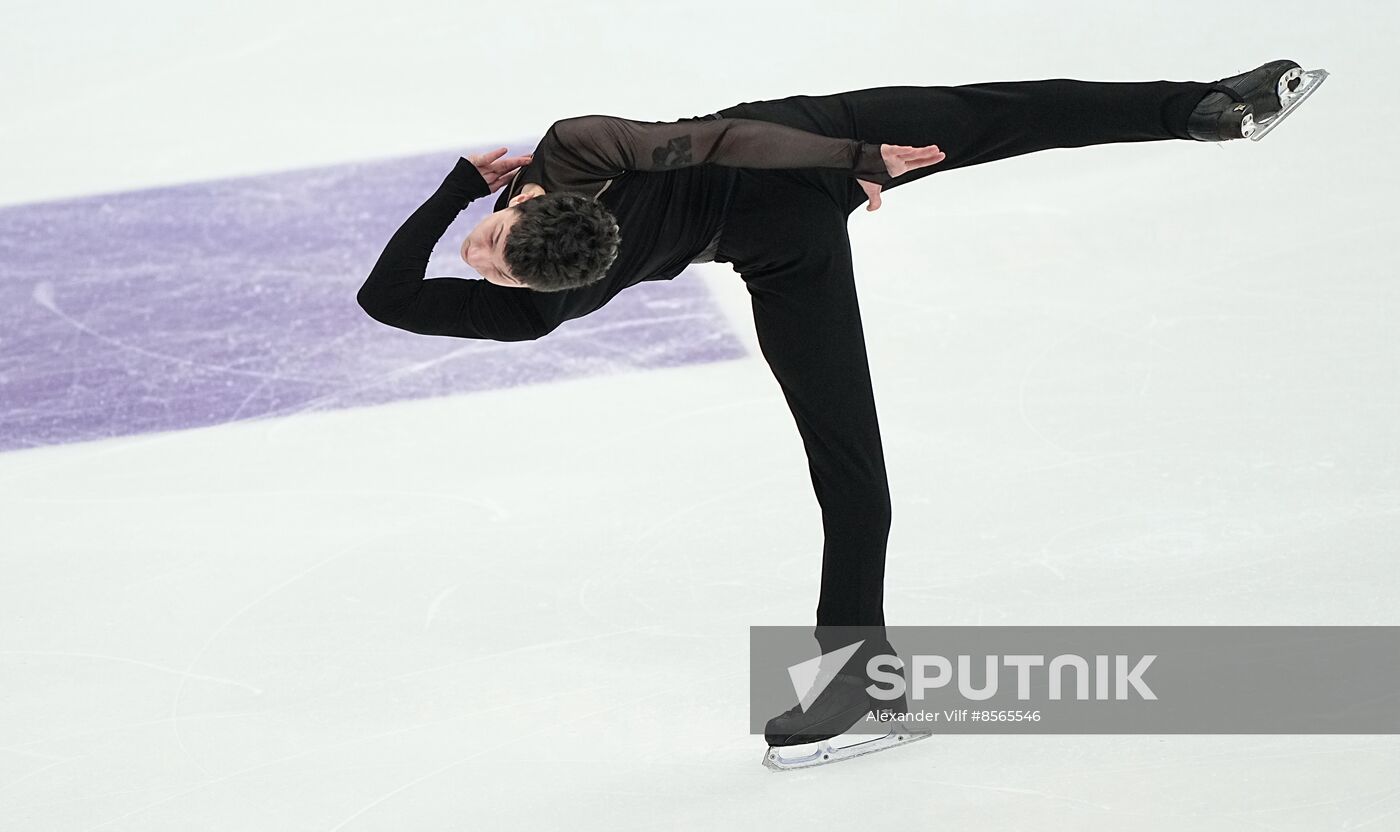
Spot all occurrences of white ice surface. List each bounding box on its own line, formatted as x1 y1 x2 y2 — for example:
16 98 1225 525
2 1 1398 830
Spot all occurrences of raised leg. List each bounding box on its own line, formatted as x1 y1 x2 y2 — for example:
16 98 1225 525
718 77 1214 211
842 78 1212 183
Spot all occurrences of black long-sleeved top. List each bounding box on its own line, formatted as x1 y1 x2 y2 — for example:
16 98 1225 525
357 114 892 342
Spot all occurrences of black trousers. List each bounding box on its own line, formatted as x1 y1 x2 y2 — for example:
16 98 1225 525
711 78 1211 653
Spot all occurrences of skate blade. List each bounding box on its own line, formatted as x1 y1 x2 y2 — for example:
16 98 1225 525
761 724 931 772
1248 68 1329 142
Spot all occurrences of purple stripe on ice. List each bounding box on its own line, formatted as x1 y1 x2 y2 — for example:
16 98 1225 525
0 149 746 454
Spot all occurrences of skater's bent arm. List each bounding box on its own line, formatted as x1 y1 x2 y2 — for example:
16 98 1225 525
357 157 553 342
534 115 894 190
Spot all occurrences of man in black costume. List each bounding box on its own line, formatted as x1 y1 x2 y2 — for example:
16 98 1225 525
358 60 1318 765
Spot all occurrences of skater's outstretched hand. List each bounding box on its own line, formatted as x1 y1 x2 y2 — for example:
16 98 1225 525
467 147 534 193
857 143 946 212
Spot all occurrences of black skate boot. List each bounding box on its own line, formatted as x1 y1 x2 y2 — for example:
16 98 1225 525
764 672 876 748
762 665 931 771
1187 59 1318 141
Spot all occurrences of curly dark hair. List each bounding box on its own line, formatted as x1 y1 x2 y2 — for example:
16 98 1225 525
501 193 621 292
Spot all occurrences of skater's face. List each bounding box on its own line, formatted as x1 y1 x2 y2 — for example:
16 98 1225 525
462 208 527 288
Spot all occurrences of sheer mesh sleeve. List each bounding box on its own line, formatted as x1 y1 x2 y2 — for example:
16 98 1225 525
523 114 892 193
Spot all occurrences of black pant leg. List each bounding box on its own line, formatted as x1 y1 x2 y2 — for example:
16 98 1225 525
710 76 1214 645
837 78 1212 200
715 77 1212 212
718 174 891 640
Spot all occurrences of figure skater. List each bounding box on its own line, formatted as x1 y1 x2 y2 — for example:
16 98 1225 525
357 59 1325 769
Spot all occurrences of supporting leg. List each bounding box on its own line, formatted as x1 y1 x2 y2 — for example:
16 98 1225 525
728 192 892 647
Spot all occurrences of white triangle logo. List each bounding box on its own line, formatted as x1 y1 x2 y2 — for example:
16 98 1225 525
787 640 865 712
